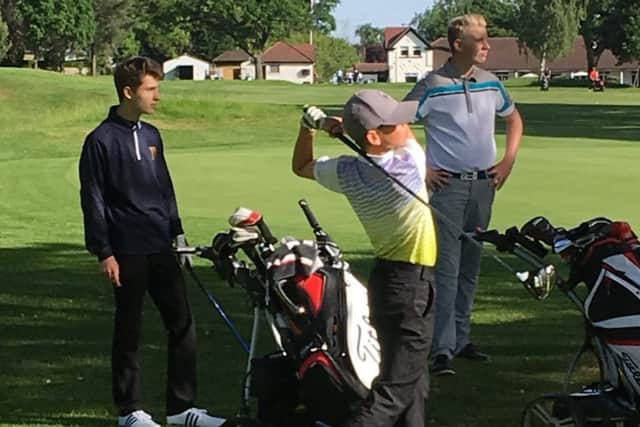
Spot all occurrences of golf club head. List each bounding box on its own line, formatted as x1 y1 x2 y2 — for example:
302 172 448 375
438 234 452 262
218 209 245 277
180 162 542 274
229 227 260 248
229 207 262 228
228 207 277 245
518 265 557 300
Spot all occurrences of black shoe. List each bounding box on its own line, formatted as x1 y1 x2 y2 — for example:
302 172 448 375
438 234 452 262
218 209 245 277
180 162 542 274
457 343 490 361
430 355 455 376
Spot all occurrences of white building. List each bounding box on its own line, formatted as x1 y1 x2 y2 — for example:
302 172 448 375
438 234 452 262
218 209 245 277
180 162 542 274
384 27 432 83
262 41 315 84
211 49 255 80
163 54 211 80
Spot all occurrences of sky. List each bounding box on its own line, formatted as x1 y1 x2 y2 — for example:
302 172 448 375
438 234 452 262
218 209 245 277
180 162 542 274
332 0 435 42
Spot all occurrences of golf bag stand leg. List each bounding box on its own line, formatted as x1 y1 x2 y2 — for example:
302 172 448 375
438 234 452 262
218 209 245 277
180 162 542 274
242 306 261 410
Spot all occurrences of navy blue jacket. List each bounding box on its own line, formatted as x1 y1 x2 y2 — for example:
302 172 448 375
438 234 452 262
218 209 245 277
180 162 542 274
79 106 184 260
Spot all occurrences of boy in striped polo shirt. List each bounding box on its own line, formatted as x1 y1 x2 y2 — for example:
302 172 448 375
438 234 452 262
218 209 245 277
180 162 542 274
292 89 437 427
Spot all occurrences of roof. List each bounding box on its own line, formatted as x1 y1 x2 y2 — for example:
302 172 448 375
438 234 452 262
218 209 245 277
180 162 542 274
212 49 252 63
262 41 315 64
430 37 638 72
163 54 211 66
383 27 429 50
547 38 638 71
354 63 389 73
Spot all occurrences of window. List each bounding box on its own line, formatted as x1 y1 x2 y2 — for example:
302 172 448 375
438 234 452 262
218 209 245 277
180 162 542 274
270 64 280 73
400 47 409 57
495 72 510 81
413 47 422 57
300 68 310 77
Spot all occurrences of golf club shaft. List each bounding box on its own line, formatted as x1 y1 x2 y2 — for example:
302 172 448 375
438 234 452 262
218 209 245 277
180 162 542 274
185 264 250 354
334 132 525 279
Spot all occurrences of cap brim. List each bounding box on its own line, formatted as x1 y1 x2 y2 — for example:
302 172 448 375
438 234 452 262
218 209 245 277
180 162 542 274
381 100 419 126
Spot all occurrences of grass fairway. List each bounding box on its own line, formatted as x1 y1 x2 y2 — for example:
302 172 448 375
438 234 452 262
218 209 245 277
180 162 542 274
1 68 639 426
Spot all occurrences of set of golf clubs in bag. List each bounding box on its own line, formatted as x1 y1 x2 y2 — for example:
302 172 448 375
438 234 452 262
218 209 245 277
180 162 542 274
175 128 640 426
178 198 640 427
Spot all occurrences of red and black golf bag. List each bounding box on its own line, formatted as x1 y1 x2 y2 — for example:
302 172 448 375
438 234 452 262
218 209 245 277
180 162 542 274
193 201 380 427
247 239 379 427
475 216 640 426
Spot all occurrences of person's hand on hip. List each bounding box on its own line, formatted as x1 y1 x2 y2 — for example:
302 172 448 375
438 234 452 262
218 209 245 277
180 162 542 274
426 168 450 191
100 256 121 287
489 158 515 190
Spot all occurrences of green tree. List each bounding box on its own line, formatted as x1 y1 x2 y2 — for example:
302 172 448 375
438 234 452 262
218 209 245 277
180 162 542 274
411 0 518 42
286 31 358 81
90 0 135 75
18 0 95 70
0 9 10 61
193 0 314 79
579 0 613 72
355 23 383 47
603 0 640 81
0 0 25 66
314 32 359 81
311 0 340 33
579 0 640 78
131 0 191 62
515 0 583 75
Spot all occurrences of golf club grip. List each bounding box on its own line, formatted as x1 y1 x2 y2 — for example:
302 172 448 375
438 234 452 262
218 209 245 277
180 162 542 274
256 219 277 245
298 199 322 232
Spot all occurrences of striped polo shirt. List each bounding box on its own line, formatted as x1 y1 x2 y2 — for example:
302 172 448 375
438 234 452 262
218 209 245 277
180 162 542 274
405 62 515 172
313 139 437 267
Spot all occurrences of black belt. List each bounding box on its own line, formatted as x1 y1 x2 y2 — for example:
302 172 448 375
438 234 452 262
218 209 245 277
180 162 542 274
446 170 491 180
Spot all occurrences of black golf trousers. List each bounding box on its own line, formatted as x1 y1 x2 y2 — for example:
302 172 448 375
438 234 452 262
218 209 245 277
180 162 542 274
112 253 196 416
345 259 434 427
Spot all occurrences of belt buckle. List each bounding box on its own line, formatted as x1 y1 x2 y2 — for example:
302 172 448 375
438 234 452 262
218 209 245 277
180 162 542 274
459 171 477 181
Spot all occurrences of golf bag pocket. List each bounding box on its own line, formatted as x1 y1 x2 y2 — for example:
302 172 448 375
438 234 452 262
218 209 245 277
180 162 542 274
298 351 360 426
249 353 303 425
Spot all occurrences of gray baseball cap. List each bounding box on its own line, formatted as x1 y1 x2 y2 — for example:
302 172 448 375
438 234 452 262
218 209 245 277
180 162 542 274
342 89 418 145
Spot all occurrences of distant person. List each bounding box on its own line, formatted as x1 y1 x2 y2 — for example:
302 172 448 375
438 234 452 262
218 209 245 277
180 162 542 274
292 90 437 427
79 56 225 427
540 68 551 91
405 14 524 376
589 67 600 91
336 68 344 84
346 70 354 84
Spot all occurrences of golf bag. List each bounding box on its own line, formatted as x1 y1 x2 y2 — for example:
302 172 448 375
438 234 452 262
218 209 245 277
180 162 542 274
253 239 379 426
474 217 640 426
190 200 379 427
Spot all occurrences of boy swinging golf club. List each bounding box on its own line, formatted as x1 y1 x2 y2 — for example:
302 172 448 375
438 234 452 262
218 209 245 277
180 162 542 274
292 89 437 427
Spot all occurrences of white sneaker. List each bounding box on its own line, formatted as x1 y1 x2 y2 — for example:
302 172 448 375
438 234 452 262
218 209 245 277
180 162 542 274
118 410 161 427
166 407 226 427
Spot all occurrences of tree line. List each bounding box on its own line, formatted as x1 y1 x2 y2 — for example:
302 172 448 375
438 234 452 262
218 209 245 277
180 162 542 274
0 0 350 80
353 0 640 80
2 0 639 82
409 0 640 74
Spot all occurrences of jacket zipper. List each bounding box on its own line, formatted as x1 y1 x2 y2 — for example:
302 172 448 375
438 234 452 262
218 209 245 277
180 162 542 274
132 124 141 161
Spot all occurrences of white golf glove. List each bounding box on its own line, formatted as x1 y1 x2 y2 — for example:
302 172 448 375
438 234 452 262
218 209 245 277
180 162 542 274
174 234 193 268
301 105 327 130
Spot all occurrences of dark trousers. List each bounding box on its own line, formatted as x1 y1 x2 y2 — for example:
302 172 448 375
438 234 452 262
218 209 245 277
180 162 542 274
112 253 196 416
345 259 435 427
